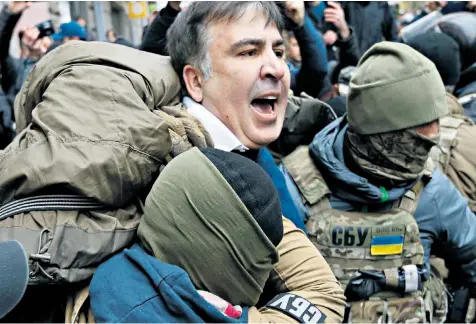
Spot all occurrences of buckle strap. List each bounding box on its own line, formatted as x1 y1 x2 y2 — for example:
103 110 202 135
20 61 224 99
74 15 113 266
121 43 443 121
0 195 107 221
398 180 426 214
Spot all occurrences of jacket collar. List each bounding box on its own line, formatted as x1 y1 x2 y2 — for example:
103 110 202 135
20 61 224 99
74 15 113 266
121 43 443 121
183 96 248 152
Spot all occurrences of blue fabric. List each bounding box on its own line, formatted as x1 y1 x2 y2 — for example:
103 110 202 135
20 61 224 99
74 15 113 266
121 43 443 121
90 244 249 323
309 117 476 286
52 21 86 41
287 15 331 99
371 235 404 246
257 148 307 232
278 163 310 224
287 60 301 90
309 2 326 21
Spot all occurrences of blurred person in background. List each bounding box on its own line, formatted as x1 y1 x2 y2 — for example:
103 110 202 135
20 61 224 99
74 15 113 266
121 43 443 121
106 29 135 48
75 16 86 28
305 1 338 61
323 1 360 82
324 65 356 118
411 1 475 24
406 31 461 94
0 3 86 109
142 10 159 40
426 10 476 118
0 1 86 148
304 1 359 81
0 1 51 146
140 1 181 56
410 1 442 23
439 1 476 14
340 1 398 57
52 21 86 43
74 16 93 41
0 2 52 100
281 1 331 100
282 1 358 101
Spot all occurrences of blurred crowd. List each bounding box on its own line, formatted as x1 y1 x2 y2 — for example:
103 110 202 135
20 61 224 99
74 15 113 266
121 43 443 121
1 1 475 150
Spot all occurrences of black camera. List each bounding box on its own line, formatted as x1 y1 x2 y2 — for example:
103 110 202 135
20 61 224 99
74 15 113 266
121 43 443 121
36 20 55 39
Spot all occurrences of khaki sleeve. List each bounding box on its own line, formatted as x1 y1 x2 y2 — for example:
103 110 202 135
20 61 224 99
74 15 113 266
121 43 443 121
248 217 346 323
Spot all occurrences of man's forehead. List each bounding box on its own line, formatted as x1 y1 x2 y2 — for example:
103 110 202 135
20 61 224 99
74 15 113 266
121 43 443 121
208 10 282 45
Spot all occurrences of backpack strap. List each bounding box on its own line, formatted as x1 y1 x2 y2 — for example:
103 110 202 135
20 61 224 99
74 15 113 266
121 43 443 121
436 116 472 172
397 178 429 215
0 195 107 221
282 146 330 206
446 92 465 115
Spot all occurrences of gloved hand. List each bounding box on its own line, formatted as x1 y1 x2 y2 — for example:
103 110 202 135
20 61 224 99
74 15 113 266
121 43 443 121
197 290 243 319
269 95 337 156
155 103 214 157
345 275 386 302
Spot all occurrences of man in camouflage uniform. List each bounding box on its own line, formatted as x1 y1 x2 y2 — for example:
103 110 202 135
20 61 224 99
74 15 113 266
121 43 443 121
406 31 476 213
282 42 476 323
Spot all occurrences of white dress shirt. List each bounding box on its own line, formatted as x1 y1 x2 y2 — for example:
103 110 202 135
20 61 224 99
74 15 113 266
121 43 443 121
183 96 248 152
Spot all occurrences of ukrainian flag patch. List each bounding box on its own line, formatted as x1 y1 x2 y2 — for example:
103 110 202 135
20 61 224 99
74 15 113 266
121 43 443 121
371 235 404 256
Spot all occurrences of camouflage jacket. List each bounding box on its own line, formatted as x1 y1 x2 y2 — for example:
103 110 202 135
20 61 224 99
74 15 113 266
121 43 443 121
307 117 476 290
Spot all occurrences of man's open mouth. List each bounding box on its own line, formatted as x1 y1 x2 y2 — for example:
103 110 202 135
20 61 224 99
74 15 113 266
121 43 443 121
251 96 277 115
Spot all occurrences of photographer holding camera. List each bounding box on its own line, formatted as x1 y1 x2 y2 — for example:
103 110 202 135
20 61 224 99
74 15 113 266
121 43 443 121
0 1 85 147
1 2 47 108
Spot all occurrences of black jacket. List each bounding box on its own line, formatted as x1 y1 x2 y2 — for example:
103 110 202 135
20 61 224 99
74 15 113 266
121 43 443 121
341 1 398 57
140 3 180 55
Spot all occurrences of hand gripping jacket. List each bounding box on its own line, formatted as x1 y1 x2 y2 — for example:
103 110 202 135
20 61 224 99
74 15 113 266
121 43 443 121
283 146 448 323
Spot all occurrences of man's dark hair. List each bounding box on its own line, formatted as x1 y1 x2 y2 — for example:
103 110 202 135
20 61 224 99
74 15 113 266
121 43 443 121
167 2 284 92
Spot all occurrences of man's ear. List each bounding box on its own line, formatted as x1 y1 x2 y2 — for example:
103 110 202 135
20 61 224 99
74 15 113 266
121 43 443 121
183 65 204 102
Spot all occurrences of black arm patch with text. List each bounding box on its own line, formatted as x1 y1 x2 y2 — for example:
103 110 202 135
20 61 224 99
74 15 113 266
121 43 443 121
266 293 327 323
